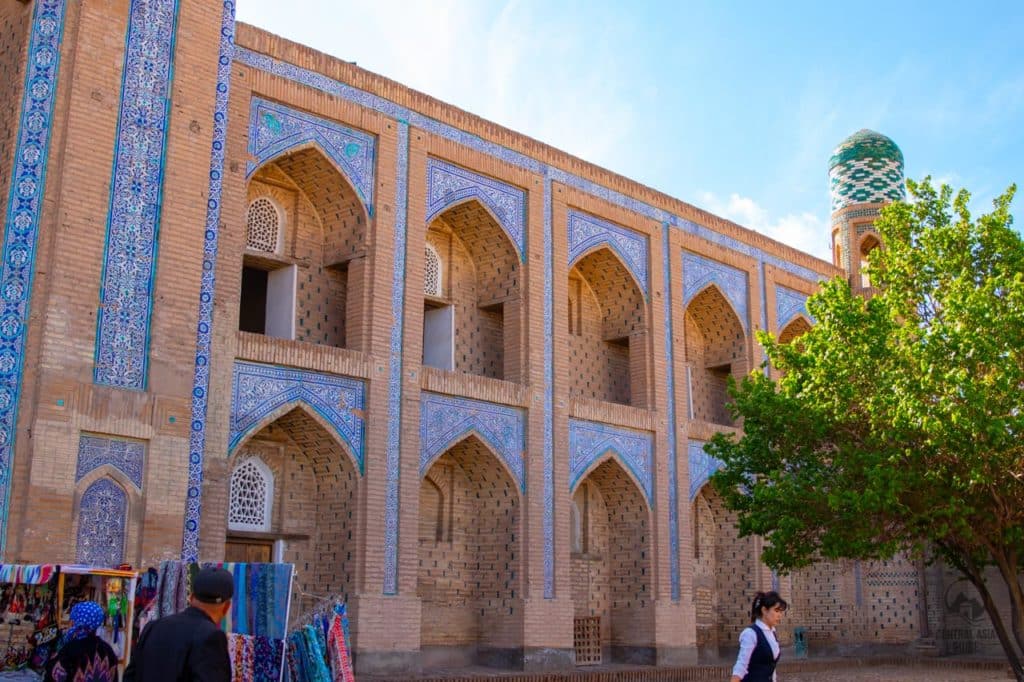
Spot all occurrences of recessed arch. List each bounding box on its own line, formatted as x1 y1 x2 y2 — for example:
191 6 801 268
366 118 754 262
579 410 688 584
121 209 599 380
428 195 522 261
778 315 813 344
570 449 653 512
687 283 747 337
419 429 524 494
229 400 362 476
570 243 648 306
684 284 748 426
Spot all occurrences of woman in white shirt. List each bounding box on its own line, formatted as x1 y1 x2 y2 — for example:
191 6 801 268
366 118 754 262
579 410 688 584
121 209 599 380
730 590 788 682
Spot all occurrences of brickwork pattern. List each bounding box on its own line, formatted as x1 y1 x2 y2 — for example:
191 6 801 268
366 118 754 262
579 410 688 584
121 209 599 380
684 286 747 425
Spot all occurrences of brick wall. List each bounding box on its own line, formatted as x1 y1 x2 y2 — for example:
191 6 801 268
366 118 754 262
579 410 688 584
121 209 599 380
684 286 748 426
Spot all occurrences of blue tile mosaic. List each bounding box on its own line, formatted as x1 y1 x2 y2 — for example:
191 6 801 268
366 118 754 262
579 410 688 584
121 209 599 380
543 174 554 598
76 478 127 567
567 210 649 297
248 97 376 215
682 251 750 331
76 435 145 490
661 225 680 600
426 157 526 259
181 0 235 562
775 285 814 330
569 419 654 506
0 0 66 554
688 439 723 501
383 122 410 595
93 0 179 390
419 392 525 491
230 360 365 470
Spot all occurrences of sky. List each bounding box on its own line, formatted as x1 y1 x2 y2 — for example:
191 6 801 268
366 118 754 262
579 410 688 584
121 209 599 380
235 0 1024 261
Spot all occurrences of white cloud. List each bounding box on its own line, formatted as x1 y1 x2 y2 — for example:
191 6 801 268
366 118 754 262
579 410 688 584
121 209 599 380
697 192 831 261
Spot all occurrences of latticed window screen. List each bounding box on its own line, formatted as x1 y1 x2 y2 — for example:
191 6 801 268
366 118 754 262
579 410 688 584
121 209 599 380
228 457 273 531
246 197 281 253
424 244 442 296
573 616 602 665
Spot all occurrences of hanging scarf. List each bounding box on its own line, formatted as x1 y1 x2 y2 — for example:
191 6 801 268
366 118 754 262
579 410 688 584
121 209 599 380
326 614 354 682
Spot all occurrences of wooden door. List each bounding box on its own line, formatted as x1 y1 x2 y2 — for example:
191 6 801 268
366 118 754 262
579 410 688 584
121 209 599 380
225 539 272 563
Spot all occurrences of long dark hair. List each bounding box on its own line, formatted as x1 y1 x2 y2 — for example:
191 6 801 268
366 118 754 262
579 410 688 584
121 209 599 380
750 591 788 623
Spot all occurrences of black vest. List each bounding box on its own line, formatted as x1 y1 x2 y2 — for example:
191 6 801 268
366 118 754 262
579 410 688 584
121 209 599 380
742 624 780 682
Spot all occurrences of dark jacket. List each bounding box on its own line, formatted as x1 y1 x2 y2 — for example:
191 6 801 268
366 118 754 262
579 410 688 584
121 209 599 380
123 606 231 682
43 634 119 682
742 624 780 682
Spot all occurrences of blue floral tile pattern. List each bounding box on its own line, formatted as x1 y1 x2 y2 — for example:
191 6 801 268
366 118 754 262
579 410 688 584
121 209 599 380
688 439 723 501
93 0 179 390
543 175 554 597
76 435 145 489
0 0 66 553
181 0 235 562
230 360 365 470
660 225 680 600
383 122 410 595
426 157 526 259
419 392 525 491
76 478 127 567
682 251 749 331
248 97 376 214
569 419 654 506
775 284 813 330
567 210 649 297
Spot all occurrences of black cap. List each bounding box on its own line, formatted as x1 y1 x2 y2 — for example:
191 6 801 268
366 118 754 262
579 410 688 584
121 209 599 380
192 567 234 604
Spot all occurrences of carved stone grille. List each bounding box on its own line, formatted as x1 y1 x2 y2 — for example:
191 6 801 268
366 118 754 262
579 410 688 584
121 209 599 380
424 244 442 296
246 197 281 253
574 616 602 665
228 457 273 531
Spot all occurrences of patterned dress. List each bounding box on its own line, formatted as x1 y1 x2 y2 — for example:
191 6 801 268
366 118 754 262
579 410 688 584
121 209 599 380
43 635 119 682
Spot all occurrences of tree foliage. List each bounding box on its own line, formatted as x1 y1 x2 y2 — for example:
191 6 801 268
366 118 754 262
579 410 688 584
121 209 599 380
707 179 1024 676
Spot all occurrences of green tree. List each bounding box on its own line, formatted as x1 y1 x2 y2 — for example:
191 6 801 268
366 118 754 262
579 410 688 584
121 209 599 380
707 179 1024 678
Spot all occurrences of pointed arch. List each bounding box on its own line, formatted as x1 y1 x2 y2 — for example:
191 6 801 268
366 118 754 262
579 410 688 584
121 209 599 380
682 252 749 332
778 315 813 345
420 428 525 493
570 449 652 511
430 197 522 272
571 243 648 308
567 209 649 297
686 283 747 339
569 419 653 506
76 477 129 567
227 455 274 532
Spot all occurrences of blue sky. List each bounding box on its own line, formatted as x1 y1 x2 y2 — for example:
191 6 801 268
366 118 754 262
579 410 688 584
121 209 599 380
236 0 1023 260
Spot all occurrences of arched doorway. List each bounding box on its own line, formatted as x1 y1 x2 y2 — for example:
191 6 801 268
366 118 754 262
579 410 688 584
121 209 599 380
418 435 523 667
570 457 654 664
568 247 649 407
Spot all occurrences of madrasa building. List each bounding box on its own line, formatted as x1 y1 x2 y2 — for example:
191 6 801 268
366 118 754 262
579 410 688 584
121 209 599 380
0 0 1005 673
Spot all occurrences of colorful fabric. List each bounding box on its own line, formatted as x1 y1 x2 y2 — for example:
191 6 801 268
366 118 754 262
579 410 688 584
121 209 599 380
0 564 56 585
326 614 354 682
70 601 105 633
43 635 118 682
227 633 254 682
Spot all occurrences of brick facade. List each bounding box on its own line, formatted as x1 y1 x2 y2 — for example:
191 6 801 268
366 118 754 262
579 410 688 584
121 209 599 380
0 0 1002 674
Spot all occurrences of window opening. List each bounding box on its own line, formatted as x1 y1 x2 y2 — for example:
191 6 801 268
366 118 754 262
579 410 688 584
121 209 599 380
424 244 442 297
246 197 282 254
228 456 274 532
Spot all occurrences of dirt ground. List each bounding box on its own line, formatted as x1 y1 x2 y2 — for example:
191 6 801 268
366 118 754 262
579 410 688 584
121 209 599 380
781 665 1011 681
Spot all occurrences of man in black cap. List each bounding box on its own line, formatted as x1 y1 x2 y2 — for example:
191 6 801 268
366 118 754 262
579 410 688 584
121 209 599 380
124 567 233 682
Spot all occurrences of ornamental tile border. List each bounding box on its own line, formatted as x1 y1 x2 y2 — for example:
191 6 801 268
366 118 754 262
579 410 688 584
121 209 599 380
419 392 525 491
181 0 235 561
76 435 145 490
93 0 179 390
567 210 649 297
660 225 680 600
229 360 365 470
229 46 838 595
688 439 723 501
682 251 750 331
569 419 654 507
426 157 526 259
775 285 813 330
248 97 376 215
76 478 127 567
0 0 66 554
382 122 410 595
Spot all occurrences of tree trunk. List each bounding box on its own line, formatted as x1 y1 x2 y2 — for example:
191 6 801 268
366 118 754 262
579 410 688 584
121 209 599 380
990 547 1024 659
963 564 1024 681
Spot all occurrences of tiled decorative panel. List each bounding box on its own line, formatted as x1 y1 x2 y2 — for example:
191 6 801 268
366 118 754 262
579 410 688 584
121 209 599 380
76 435 145 489
383 122 410 595
568 210 649 297
181 0 235 562
828 129 905 212
661 225 680 600
93 0 179 389
229 361 365 471
542 175 555 597
248 97 376 214
569 419 653 506
683 252 749 331
76 478 127 567
426 157 526 259
775 285 813 330
688 439 723 501
419 392 525 491
0 0 66 553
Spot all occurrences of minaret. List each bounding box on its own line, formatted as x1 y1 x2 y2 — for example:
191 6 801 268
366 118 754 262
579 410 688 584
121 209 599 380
828 129 905 294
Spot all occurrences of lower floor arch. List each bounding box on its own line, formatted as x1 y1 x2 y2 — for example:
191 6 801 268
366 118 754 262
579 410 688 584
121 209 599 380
223 406 361 634
418 435 523 668
570 457 654 665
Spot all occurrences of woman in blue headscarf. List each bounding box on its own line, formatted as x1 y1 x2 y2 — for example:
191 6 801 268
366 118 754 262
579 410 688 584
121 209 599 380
43 601 119 682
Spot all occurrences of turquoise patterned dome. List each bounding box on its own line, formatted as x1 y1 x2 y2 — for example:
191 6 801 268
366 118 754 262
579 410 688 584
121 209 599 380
828 129 905 212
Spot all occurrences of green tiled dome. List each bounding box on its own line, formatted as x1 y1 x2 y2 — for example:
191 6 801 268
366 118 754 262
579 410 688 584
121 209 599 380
828 129 905 212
